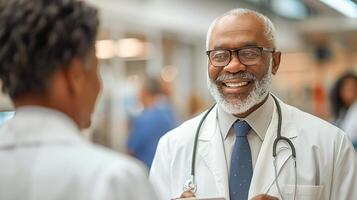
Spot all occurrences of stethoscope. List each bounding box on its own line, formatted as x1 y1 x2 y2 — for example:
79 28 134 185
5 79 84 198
183 94 297 200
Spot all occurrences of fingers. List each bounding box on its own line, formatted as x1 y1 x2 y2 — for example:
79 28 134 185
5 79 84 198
171 191 196 199
251 194 279 200
180 191 196 198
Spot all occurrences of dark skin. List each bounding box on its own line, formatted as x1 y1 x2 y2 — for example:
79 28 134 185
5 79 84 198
177 13 281 200
208 14 281 118
13 50 100 130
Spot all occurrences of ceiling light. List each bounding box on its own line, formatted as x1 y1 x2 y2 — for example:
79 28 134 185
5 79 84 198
320 0 357 18
271 0 308 20
95 40 115 59
116 38 145 58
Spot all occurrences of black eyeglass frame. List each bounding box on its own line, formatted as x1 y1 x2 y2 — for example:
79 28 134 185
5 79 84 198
206 46 276 67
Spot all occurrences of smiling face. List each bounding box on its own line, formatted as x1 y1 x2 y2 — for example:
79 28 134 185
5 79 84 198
207 13 281 117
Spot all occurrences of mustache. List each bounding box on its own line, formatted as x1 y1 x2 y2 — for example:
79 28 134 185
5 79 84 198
216 72 256 81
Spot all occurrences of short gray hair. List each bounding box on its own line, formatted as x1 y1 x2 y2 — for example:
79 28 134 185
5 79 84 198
206 8 276 50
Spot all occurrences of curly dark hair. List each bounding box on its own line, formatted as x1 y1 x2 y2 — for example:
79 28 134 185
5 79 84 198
330 72 357 120
0 0 99 99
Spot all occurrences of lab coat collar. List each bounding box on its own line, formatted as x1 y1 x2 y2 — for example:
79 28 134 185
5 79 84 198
217 95 274 141
0 106 85 148
248 96 299 198
197 95 297 140
198 104 219 141
196 104 229 198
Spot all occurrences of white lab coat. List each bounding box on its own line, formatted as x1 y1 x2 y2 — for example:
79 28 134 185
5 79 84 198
0 106 157 200
150 98 357 200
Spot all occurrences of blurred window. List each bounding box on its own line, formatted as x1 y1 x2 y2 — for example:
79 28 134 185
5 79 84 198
271 0 308 20
0 111 15 126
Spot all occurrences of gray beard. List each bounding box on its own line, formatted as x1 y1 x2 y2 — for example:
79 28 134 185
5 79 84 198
207 64 272 115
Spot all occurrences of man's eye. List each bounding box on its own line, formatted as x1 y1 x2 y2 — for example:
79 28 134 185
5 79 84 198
240 50 260 59
212 52 229 61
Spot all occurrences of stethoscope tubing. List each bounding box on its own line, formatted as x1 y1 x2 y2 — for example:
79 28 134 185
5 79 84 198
187 94 297 198
190 104 216 179
271 95 296 158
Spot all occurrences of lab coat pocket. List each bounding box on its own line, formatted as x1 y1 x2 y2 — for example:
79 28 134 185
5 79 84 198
282 185 323 200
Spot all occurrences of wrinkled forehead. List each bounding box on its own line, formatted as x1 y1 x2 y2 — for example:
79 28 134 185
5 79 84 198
209 14 270 49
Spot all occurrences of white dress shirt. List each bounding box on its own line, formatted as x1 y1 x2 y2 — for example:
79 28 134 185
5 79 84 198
217 95 274 171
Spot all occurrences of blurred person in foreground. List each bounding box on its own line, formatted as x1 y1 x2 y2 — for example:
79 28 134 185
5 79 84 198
149 8 357 200
0 0 157 199
330 72 357 148
127 77 177 168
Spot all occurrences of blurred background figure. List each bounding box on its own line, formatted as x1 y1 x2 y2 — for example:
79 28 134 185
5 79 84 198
127 77 178 168
330 72 357 126
330 72 357 147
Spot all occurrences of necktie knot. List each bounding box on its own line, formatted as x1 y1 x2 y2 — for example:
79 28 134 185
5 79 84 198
233 120 251 137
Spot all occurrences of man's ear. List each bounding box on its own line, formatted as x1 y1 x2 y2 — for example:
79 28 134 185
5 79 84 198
63 58 85 96
271 51 281 75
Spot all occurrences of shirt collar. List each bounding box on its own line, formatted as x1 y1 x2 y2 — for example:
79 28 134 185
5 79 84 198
0 106 84 147
217 95 274 141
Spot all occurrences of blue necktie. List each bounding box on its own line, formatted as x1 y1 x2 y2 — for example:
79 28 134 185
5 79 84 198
229 120 252 200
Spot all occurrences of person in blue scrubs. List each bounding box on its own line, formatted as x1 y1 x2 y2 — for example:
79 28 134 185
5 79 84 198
127 77 177 168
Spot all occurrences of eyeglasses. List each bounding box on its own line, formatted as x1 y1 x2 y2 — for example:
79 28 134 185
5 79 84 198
206 46 275 67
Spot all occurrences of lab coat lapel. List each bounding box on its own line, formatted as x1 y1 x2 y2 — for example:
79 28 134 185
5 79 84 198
197 105 229 199
249 98 299 198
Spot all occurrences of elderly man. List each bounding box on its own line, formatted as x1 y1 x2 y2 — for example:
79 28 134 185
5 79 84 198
150 8 357 200
0 0 156 199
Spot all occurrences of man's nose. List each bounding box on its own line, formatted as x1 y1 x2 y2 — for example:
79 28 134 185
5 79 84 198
223 53 247 73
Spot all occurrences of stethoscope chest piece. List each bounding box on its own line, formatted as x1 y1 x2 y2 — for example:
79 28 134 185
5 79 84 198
184 94 297 199
183 176 197 194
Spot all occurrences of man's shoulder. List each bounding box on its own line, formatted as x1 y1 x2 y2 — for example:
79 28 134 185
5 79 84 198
283 102 343 137
162 111 206 140
156 110 211 152
59 143 148 180
62 144 155 198
85 144 146 171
